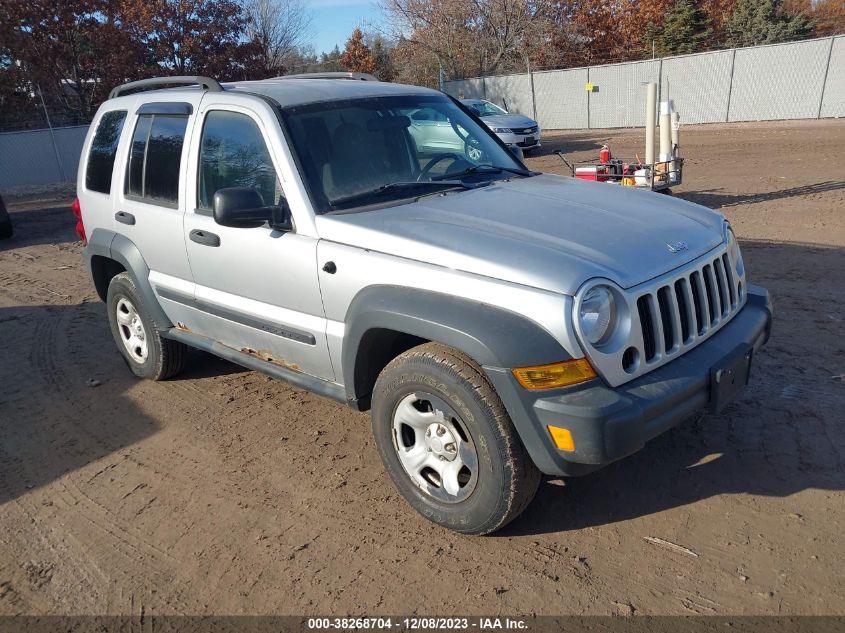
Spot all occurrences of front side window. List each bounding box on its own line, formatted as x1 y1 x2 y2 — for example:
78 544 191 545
197 110 282 210
85 110 127 194
124 114 188 205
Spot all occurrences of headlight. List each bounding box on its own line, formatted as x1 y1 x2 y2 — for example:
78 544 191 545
493 127 512 133
579 285 616 346
727 227 744 277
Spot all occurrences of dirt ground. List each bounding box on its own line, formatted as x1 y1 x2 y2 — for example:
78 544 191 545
1 119 843 618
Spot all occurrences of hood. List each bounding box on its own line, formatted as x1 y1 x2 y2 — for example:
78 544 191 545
315 174 725 296
481 114 537 129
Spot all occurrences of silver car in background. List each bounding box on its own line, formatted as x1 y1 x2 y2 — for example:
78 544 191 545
461 99 541 152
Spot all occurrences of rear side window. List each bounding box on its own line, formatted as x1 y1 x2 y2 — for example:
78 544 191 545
124 114 188 205
85 110 127 194
197 110 282 210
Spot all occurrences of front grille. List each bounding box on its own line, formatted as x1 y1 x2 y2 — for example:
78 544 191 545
513 126 538 135
635 252 740 363
574 243 746 388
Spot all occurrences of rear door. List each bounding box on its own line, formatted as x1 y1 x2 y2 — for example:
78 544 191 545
180 97 334 382
79 108 129 235
113 97 201 325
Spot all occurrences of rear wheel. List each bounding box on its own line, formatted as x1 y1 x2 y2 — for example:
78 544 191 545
0 196 12 239
106 272 186 380
371 343 541 534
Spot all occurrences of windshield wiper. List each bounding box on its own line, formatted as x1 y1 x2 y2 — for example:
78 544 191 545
431 164 534 181
328 180 471 209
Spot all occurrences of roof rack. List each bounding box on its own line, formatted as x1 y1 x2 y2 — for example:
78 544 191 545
275 72 378 82
109 76 223 100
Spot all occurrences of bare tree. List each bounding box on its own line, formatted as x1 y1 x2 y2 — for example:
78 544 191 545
381 0 547 81
242 0 314 74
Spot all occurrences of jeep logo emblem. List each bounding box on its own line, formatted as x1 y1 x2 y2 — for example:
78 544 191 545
666 240 688 253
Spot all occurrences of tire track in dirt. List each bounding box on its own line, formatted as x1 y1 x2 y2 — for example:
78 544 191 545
0 300 198 613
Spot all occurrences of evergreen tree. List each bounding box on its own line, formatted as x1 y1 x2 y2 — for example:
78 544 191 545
319 45 344 72
725 0 814 48
369 35 395 82
656 0 712 56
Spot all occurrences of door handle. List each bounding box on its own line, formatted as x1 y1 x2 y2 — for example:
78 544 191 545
189 228 220 247
115 211 135 225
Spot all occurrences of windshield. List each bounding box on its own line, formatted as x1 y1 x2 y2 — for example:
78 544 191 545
465 101 507 117
281 94 528 212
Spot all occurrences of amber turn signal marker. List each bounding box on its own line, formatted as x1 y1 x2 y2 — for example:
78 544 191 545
547 425 576 452
511 358 597 390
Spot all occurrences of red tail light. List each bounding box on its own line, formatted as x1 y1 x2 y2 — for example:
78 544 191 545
71 197 86 244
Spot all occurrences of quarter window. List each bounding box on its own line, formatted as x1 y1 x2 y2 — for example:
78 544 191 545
85 110 127 194
124 114 188 205
197 110 282 210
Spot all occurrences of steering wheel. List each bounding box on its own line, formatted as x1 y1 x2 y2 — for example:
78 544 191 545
417 152 464 181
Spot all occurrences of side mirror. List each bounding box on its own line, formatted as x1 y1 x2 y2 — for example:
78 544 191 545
509 145 524 161
212 187 293 232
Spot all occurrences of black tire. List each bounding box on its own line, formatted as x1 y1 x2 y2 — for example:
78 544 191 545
0 196 12 240
106 272 186 380
371 343 541 535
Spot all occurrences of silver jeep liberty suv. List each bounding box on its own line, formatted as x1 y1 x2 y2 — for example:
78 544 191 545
77 74 772 534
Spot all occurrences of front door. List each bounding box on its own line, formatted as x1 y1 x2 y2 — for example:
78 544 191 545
181 101 334 382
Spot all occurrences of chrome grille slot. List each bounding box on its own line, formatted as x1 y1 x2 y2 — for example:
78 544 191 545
657 286 675 353
637 295 657 361
714 257 729 318
674 278 693 343
703 264 717 324
722 253 736 307
690 270 706 333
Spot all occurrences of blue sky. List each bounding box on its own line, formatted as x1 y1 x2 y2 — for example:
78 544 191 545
307 0 387 55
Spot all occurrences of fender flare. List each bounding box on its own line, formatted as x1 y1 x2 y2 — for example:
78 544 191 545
84 228 173 331
341 285 569 402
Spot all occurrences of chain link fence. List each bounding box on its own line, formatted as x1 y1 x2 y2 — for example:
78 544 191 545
444 36 844 130
0 125 89 190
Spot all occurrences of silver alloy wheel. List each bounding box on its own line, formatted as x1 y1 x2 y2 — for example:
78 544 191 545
115 297 148 363
392 392 478 503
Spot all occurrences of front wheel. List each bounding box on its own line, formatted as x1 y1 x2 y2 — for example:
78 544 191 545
371 343 541 534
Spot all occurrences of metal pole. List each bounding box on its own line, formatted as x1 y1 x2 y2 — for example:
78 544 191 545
527 57 537 122
817 36 836 119
725 47 737 123
37 83 66 181
657 58 663 109
482 51 487 100
586 66 590 130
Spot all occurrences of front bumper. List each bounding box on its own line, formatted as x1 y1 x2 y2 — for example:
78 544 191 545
496 130 541 149
484 285 773 477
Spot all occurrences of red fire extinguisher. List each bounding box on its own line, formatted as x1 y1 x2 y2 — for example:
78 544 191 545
599 144 611 164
